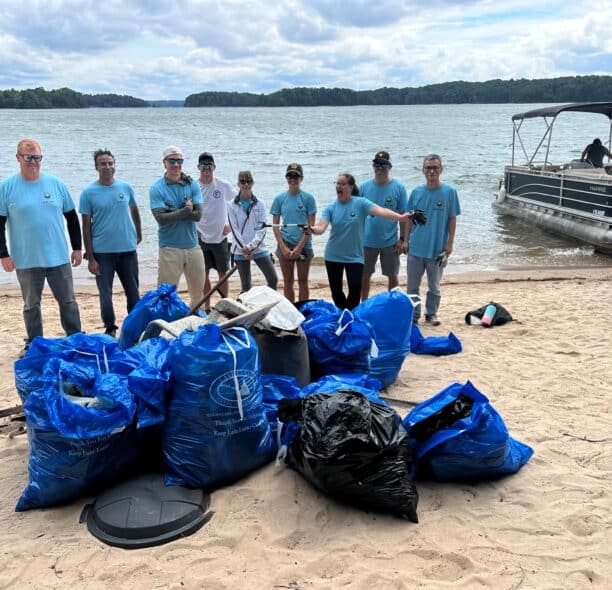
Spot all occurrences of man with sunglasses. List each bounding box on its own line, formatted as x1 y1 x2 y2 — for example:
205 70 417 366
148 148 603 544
406 154 460 326
360 150 409 301
0 138 82 355
195 152 235 311
79 149 142 338
150 146 204 309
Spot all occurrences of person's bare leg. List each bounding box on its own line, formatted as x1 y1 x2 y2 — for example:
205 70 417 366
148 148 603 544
387 274 399 290
297 259 312 302
217 271 229 298
279 258 295 302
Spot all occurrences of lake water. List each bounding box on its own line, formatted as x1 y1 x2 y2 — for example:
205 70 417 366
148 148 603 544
1 104 610 287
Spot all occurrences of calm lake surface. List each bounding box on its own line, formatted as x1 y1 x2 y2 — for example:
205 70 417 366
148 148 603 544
1 104 610 286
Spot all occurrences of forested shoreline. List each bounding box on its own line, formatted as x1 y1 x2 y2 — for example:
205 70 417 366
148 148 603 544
1 76 610 108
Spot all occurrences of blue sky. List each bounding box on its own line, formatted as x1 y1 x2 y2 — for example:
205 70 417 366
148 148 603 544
0 0 610 100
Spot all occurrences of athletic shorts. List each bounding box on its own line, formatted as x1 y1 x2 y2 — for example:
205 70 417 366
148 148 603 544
275 242 314 263
199 238 230 273
364 245 400 276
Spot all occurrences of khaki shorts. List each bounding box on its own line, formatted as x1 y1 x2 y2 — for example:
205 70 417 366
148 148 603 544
158 246 205 308
364 245 400 276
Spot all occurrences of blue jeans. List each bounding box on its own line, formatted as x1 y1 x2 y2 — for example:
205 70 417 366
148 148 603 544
94 251 140 329
16 263 81 344
407 255 444 320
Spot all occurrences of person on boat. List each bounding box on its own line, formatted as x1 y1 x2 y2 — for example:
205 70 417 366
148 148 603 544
150 146 204 309
196 152 235 312
0 138 82 356
227 170 278 294
360 150 409 301
406 154 460 326
580 138 612 168
307 173 418 311
270 163 317 302
79 149 142 338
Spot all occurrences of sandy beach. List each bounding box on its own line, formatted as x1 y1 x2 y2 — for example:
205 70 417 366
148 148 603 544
0 266 610 589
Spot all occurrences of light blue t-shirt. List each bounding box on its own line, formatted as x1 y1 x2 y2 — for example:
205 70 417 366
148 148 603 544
407 183 461 260
150 177 202 249
322 197 375 263
0 173 74 269
79 179 137 253
270 190 317 247
361 178 408 248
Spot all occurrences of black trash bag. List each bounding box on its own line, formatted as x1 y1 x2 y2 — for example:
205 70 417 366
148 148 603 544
464 301 513 326
278 390 419 522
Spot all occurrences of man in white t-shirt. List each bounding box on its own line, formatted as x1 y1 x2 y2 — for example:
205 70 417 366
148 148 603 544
196 152 236 310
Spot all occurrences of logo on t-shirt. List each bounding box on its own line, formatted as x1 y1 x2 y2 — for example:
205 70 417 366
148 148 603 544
118 192 125 200
42 192 54 205
213 190 222 199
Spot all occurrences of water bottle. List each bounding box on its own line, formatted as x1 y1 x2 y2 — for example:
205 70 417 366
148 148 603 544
480 304 496 327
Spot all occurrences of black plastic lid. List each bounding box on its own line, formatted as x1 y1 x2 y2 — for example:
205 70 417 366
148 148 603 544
80 473 213 549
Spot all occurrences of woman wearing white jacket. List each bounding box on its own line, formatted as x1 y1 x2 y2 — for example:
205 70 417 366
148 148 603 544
228 171 278 293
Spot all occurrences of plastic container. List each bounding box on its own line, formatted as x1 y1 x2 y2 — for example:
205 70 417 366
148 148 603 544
480 304 496 327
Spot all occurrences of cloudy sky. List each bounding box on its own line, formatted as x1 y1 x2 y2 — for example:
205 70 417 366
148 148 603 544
0 0 610 100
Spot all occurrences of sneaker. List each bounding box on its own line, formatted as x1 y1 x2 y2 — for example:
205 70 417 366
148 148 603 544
425 315 441 326
104 326 118 338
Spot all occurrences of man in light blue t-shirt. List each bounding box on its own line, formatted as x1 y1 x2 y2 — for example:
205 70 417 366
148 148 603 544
406 154 460 326
80 150 142 337
360 150 409 300
0 138 82 355
150 146 204 309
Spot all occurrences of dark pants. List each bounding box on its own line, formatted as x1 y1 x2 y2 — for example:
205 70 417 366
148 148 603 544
94 251 140 329
16 263 81 344
235 255 278 293
325 260 364 310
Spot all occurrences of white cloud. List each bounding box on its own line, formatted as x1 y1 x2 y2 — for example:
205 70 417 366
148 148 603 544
0 0 609 99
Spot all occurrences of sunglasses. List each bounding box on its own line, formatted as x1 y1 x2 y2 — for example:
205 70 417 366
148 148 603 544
286 173 301 180
166 158 184 165
199 162 214 169
20 154 43 162
373 163 389 170
239 179 253 185
424 166 441 171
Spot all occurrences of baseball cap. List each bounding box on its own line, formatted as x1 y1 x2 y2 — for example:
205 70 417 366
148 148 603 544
198 152 215 164
373 151 391 164
163 146 183 159
286 163 303 177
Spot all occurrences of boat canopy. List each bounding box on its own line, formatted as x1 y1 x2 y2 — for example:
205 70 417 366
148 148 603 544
512 102 612 121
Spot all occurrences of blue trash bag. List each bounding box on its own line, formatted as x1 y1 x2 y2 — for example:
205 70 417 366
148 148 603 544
403 381 534 481
297 299 339 327
164 325 275 488
119 283 190 350
354 290 414 387
261 374 302 446
14 333 120 403
410 323 463 356
16 358 139 511
302 308 375 379
110 337 172 429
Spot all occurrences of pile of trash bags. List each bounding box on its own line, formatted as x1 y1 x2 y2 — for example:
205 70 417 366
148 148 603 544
14 285 532 525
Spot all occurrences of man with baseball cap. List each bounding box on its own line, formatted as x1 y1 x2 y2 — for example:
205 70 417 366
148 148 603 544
196 152 235 311
360 150 409 300
150 146 204 308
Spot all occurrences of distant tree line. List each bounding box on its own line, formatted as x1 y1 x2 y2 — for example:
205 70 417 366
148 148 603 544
185 76 612 107
0 87 148 108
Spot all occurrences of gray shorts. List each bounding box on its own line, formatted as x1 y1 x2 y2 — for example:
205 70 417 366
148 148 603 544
199 238 230 273
275 242 314 263
364 245 400 276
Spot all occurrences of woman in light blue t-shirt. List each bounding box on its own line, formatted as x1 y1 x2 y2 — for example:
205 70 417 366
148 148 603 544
308 173 415 310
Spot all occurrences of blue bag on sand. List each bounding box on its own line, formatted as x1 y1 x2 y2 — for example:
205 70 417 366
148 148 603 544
354 290 414 387
261 374 302 444
14 333 119 403
110 337 172 428
119 283 190 350
300 374 386 406
302 308 375 379
410 323 463 356
297 299 339 327
404 381 534 481
164 325 275 488
16 358 138 511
